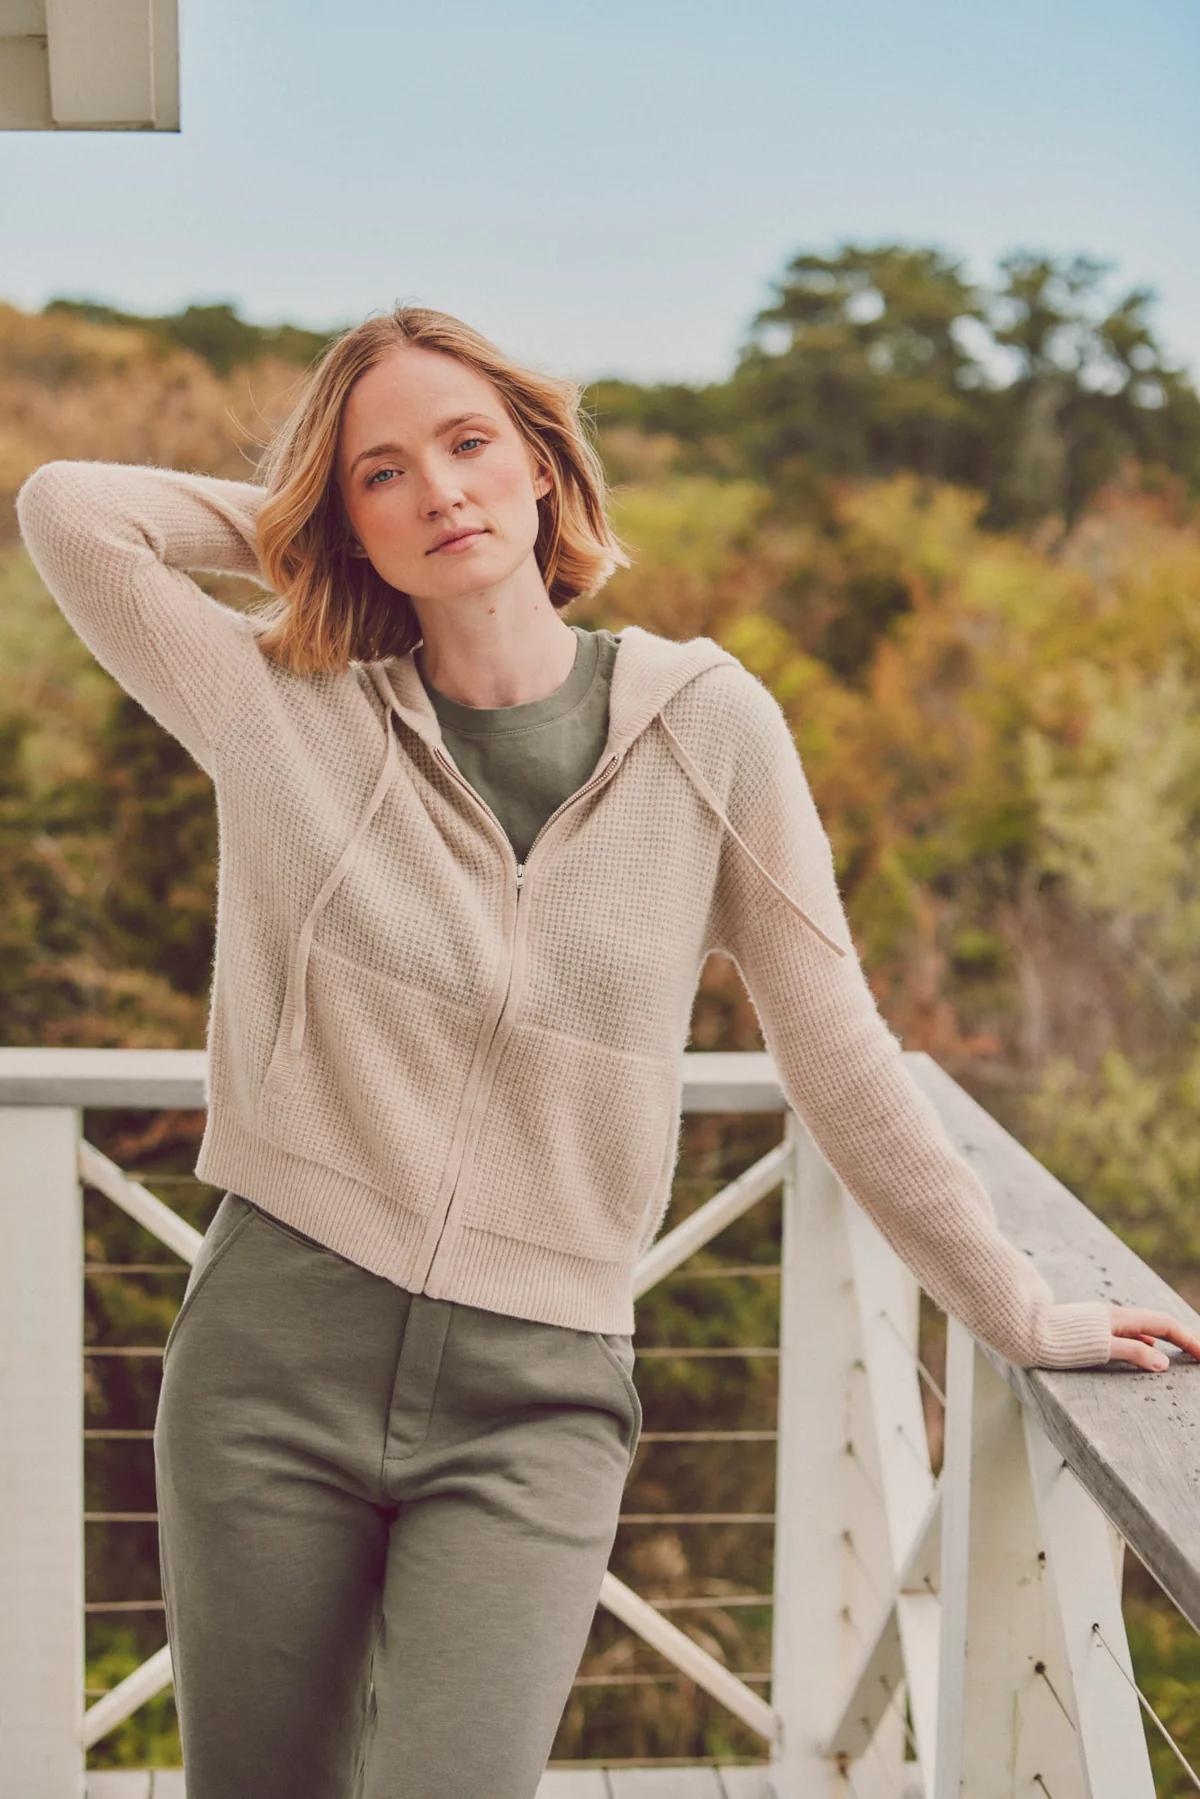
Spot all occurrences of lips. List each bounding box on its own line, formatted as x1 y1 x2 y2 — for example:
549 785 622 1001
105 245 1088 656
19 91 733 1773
429 529 486 554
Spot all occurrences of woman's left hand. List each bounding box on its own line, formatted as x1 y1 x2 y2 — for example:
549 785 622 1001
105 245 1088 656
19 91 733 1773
1106 1303 1200 1370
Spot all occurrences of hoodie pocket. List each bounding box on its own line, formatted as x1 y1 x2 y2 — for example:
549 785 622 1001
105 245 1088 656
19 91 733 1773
257 941 483 1206
458 1022 680 1261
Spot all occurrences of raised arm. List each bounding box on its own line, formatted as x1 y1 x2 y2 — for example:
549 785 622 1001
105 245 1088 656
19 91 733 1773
15 460 272 777
706 666 1114 1371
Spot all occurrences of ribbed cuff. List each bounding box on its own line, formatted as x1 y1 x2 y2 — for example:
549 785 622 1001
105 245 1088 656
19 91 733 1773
1034 1299 1113 1368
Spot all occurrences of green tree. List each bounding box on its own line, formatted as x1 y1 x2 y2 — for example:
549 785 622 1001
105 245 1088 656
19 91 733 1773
728 243 986 490
985 252 1200 527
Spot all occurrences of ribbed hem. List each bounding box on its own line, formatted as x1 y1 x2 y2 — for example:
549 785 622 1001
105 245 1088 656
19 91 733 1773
1034 1299 1114 1368
195 1107 432 1285
195 1109 637 1333
424 1225 634 1334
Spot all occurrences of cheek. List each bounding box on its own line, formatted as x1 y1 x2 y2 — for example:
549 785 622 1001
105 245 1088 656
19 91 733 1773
487 452 541 513
354 491 417 557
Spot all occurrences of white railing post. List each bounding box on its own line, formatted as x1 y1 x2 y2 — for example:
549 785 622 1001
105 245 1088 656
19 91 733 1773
1022 1413 1155 1795
770 1109 868 1797
935 1319 1086 1798
0 1102 86 1797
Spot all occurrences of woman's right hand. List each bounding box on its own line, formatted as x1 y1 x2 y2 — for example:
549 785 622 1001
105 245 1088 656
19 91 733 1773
1104 1302 1200 1370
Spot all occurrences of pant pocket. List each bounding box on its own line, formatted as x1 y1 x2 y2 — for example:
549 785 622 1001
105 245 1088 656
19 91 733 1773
242 1197 367 1267
162 1191 256 1369
245 1200 331 1252
591 1331 642 1463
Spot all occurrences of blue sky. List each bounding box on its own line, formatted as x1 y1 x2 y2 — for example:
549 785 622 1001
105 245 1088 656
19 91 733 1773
1 0 1196 385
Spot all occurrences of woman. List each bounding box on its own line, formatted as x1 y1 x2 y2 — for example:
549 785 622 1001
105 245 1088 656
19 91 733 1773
16 305 1199 1799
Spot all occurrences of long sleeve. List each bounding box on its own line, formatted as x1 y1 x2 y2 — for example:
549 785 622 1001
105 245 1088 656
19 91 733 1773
709 669 1113 1371
15 460 272 777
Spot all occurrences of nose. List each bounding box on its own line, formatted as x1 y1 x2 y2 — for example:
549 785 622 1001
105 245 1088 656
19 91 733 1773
418 457 467 516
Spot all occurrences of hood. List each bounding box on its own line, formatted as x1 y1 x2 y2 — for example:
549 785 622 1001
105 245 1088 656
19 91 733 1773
286 625 844 1054
368 620 739 755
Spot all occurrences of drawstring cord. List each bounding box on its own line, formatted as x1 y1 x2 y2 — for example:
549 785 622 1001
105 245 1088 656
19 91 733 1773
655 712 847 960
289 715 400 1054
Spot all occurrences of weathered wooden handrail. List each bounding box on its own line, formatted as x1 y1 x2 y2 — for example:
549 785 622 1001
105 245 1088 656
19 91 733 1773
2 1045 1198 1797
908 1055 1200 1633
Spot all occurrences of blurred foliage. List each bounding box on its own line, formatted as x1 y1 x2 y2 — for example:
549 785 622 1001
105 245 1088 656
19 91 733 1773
1027 1047 1200 1268
1025 655 1200 1022
590 243 1200 533
2 248 1198 1771
43 296 339 378
1125 1580 1200 1795
0 300 308 528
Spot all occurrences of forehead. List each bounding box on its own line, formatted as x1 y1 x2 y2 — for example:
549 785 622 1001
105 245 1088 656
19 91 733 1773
338 346 503 453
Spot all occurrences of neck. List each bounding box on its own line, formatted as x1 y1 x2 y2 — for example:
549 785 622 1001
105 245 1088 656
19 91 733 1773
414 604 580 709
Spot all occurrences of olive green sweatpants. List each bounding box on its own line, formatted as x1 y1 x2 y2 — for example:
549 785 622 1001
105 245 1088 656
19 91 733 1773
153 1190 642 1799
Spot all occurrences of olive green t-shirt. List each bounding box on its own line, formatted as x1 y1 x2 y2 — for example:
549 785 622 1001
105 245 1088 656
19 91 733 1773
418 625 620 866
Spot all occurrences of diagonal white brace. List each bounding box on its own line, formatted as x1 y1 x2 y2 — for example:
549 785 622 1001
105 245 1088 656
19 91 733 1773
598 1572 780 1744
79 1138 202 1263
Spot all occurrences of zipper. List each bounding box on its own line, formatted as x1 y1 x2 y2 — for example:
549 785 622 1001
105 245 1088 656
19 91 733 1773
416 742 622 1287
517 749 622 880
430 743 520 882
431 742 620 896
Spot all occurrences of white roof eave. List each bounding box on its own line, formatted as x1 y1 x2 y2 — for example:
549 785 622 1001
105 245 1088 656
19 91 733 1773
0 0 179 131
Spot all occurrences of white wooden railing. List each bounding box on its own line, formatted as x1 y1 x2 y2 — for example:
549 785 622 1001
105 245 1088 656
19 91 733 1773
2 1046 1199 1798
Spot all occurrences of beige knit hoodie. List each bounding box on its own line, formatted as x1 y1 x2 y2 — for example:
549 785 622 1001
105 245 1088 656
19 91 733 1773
15 459 1114 1367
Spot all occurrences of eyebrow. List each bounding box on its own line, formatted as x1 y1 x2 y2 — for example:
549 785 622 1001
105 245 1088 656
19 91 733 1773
347 412 496 476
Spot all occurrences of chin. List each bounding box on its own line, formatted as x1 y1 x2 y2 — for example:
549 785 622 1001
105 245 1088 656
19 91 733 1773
434 554 527 594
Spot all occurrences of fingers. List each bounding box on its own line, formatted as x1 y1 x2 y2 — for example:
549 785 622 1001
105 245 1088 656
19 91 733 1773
1108 1338 1172 1371
1108 1306 1200 1362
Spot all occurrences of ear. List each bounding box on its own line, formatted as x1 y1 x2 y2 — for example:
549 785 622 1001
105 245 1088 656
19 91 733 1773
534 465 554 504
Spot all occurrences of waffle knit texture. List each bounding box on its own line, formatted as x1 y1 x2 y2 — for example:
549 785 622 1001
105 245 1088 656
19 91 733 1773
15 459 1115 1367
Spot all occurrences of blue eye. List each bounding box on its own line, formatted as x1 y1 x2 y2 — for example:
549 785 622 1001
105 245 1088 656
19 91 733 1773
365 438 486 488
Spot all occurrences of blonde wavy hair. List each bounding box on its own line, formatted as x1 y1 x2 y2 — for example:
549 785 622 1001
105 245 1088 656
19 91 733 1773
247 305 631 674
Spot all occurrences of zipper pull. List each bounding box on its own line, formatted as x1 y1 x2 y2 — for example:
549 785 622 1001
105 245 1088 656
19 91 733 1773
515 862 525 890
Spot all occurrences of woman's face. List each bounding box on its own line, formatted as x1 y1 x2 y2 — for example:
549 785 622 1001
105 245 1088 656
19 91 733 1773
334 344 553 606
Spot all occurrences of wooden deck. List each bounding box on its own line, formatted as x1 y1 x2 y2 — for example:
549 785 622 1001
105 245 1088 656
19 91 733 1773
83 1769 785 1797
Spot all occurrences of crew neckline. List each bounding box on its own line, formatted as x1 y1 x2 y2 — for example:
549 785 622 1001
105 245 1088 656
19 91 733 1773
419 625 604 736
